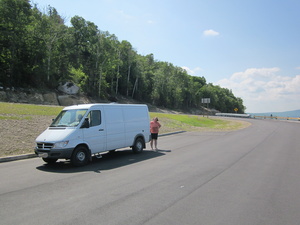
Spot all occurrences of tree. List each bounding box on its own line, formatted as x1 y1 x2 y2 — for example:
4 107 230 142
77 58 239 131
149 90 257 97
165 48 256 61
0 0 32 87
32 5 67 86
188 76 207 108
70 16 104 96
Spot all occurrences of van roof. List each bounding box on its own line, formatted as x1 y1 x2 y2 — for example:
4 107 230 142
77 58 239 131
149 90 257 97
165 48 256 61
63 103 148 110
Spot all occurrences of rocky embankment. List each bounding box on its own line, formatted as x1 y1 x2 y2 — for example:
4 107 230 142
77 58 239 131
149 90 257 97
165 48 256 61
0 88 218 115
0 89 93 106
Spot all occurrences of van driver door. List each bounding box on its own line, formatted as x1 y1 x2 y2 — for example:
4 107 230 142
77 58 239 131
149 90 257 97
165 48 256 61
82 109 106 154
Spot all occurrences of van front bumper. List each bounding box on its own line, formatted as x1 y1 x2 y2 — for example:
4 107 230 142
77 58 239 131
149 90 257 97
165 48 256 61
35 148 74 159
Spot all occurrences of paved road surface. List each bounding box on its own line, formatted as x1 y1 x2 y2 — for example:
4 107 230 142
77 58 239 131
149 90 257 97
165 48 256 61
1 119 300 225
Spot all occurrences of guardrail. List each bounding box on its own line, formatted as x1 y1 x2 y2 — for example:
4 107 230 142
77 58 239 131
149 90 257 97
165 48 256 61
215 113 251 118
253 115 300 121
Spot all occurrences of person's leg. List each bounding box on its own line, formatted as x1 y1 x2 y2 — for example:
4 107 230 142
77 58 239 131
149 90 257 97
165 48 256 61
150 133 154 150
154 139 158 150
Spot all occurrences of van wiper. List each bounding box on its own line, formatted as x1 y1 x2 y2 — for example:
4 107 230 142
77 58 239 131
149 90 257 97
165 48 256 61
49 124 68 127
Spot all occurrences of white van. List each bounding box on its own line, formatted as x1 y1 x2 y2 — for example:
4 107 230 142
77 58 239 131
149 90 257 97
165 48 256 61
35 103 151 166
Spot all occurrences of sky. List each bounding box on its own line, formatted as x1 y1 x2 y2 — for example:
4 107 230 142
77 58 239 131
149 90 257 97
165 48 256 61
31 0 300 113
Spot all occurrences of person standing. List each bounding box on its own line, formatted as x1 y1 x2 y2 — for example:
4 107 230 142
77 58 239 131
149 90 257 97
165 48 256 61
150 117 161 151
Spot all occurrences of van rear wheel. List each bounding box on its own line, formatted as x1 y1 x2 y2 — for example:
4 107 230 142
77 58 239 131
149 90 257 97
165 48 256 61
132 138 144 154
71 146 90 166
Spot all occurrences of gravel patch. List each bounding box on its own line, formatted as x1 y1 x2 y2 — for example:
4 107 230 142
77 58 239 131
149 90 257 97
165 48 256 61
0 115 53 157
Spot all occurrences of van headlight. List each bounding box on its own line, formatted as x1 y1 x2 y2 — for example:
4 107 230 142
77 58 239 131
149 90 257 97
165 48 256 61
53 141 69 148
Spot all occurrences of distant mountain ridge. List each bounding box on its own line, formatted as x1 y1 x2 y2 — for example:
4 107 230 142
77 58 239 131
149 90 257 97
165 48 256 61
249 109 300 118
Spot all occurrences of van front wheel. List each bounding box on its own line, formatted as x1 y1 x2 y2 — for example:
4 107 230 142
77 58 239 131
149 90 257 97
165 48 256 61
71 146 90 166
132 138 144 154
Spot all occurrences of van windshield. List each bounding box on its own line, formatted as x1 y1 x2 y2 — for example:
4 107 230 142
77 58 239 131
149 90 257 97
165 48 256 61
50 109 87 127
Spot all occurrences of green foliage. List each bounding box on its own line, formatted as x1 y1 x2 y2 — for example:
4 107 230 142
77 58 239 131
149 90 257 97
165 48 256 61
0 1 246 113
0 0 33 87
69 66 88 91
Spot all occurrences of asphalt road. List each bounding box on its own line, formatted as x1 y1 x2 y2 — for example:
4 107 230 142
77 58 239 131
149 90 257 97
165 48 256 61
1 118 300 225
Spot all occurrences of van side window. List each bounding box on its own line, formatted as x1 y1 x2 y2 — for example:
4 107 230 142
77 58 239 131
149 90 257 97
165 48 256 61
87 110 101 127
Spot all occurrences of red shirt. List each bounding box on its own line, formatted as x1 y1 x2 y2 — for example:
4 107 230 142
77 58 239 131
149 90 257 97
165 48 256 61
150 120 161 134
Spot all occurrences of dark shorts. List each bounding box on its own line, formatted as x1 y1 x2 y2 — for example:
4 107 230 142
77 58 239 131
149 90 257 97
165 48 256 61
151 133 158 140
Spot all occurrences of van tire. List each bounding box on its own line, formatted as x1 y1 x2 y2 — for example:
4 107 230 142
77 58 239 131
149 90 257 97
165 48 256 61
71 146 90 166
132 137 144 154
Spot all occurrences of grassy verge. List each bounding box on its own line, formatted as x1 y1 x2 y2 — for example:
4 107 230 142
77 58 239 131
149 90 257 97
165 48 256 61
149 112 249 133
0 102 63 116
0 102 250 157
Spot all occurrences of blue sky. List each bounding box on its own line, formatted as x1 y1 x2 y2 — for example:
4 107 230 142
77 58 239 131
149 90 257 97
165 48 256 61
32 0 300 113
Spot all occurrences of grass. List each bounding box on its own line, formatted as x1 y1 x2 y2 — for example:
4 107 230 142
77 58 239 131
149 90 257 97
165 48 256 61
0 102 63 117
149 112 248 133
0 115 32 120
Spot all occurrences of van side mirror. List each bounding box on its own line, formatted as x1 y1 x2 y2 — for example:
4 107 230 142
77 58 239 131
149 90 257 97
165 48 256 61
81 118 89 128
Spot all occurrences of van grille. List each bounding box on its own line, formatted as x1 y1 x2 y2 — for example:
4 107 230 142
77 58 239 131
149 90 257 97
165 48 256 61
37 142 54 150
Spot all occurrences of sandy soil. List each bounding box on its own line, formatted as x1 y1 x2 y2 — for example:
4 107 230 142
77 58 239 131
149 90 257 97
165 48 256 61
0 115 53 157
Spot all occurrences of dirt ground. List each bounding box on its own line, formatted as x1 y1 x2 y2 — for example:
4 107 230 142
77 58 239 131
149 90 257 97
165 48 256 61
0 115 54 157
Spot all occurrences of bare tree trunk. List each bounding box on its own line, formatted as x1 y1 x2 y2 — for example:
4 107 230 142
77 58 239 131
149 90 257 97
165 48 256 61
126 65 131 96
47 54 51 81
116 76 119 95
115 51 120 95
98 59 106 97
44 31 58 82
132 77 138 98
98 69 102 97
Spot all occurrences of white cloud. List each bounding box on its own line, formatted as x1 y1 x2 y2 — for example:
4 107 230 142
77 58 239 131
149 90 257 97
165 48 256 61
181 66 203 75
114 10 155 27
217 68 300 113
115 10 135 23
230 67 280 80
203 29 220 37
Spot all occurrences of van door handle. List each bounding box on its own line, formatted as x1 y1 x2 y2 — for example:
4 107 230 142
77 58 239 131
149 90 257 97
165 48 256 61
99 129 104 131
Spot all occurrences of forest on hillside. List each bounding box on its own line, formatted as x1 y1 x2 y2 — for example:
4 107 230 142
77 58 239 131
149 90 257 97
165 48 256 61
0 0 245 113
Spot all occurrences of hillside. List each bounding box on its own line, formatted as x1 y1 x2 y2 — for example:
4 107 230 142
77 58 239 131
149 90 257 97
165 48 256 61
0 89 219 115
0 0 246 114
